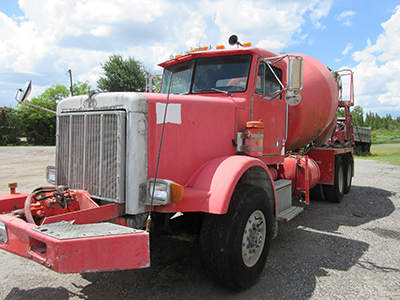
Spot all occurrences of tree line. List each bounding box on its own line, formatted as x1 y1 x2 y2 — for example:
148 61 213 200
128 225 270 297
343 106 400 130
0 54 154 146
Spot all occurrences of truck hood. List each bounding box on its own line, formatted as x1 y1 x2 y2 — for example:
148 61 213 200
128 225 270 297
57 92 148 114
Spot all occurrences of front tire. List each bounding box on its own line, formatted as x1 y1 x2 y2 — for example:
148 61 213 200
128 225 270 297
200 185 273 291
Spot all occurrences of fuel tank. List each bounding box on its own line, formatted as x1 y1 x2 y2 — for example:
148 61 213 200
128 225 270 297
285 54 339 151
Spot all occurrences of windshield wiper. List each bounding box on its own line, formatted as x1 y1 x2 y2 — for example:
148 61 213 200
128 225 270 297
194 88 232 97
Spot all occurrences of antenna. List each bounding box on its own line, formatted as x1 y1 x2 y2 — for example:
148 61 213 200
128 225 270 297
67 69 74 96
146 71 174 232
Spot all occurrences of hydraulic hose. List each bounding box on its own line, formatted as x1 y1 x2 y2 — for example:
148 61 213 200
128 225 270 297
24 188 57 224
24 193 36 224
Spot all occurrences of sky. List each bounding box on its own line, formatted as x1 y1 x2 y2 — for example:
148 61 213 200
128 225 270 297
1 0 400 118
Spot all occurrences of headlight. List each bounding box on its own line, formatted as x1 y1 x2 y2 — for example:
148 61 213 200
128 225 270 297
141 179 184 206
46 165 56 184
0 222 8 243
149 180 169 204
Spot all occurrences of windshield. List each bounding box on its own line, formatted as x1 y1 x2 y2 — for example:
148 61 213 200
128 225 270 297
193 55 252 93
160 55 252 95
160 60 194 94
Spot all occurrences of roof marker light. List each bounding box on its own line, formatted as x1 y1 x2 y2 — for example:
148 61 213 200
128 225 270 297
216 45 225 49
200 46 209 51
243 42 252 47
175 54 183 58
190 49 198 53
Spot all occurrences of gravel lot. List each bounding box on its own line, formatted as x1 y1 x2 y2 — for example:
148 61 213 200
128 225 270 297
0 147 399 300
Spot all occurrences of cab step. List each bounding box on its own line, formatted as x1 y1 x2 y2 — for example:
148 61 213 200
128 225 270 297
277 206 304 222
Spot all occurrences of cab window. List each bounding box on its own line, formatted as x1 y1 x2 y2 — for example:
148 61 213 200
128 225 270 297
256 63 282 99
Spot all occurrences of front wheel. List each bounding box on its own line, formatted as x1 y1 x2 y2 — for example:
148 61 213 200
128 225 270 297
200 185 273 291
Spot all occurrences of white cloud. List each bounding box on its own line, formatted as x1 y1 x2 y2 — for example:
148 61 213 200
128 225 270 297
342 43 353 55
210 0 318 52
309 0 332 23
0 0 337 107
90 25 112 37
335 10 356 27
350 5 400 114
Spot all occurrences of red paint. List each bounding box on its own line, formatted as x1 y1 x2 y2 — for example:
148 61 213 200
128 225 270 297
0 190 149 273
0 192 30 213
280 156 320 203
286 54 340 151
0 214 149 273
155 155 276 214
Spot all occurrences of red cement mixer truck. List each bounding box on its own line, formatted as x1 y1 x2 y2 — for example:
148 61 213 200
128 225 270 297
0 35 355 290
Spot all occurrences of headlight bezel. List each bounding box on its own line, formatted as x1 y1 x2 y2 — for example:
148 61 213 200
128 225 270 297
140 179 185 206
0 222 8 243
146 179 172 206
46 165 57 185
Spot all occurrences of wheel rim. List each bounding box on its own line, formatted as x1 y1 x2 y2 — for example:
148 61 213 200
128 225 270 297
242 210 266 267
338 165 344 194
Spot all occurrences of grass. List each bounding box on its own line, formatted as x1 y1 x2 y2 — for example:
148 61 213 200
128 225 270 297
357 143 400 165
371 129 400 144
355 129 400 165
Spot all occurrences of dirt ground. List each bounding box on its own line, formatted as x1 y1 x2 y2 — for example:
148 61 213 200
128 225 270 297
0 146 55 195
0 147 399 299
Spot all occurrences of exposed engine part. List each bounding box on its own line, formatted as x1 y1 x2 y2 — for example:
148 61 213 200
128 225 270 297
24 186 79 225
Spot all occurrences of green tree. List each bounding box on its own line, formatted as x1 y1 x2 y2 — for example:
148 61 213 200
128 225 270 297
373 113 382 130
364 111 373 128
16 97 57 145
0 106 22 145
150 75 162 93
351 105 364 126
73 81 92 96
16 81 90 145
97 54 150 92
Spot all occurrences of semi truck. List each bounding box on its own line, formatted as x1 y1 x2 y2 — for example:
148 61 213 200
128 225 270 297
0 35 355 291
331 118 371 155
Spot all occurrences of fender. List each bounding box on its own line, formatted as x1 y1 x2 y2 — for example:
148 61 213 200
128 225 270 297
155 155 277 215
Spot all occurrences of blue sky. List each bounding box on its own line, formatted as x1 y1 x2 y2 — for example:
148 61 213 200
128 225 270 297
1 0 400 118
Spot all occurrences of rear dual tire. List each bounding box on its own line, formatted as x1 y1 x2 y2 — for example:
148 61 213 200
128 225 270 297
344 157 353 194
324 158 345 203
311 156 352 203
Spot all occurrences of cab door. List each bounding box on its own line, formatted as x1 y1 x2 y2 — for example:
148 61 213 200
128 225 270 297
252 60 286 164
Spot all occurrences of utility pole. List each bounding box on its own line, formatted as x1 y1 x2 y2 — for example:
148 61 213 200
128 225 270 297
68 69 74 96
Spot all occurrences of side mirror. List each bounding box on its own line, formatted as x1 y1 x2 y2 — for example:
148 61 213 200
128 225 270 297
15 80 32 102
228 34 243 47
287 57 303 91
14 80 56 114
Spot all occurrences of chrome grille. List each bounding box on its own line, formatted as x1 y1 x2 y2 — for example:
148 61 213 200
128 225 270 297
56 111 126 203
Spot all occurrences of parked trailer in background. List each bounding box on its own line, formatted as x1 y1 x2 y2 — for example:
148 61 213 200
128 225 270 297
0 35 355 291
354 126 372 154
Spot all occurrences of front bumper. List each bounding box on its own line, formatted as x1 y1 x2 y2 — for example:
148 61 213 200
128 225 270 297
0 192 150 273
